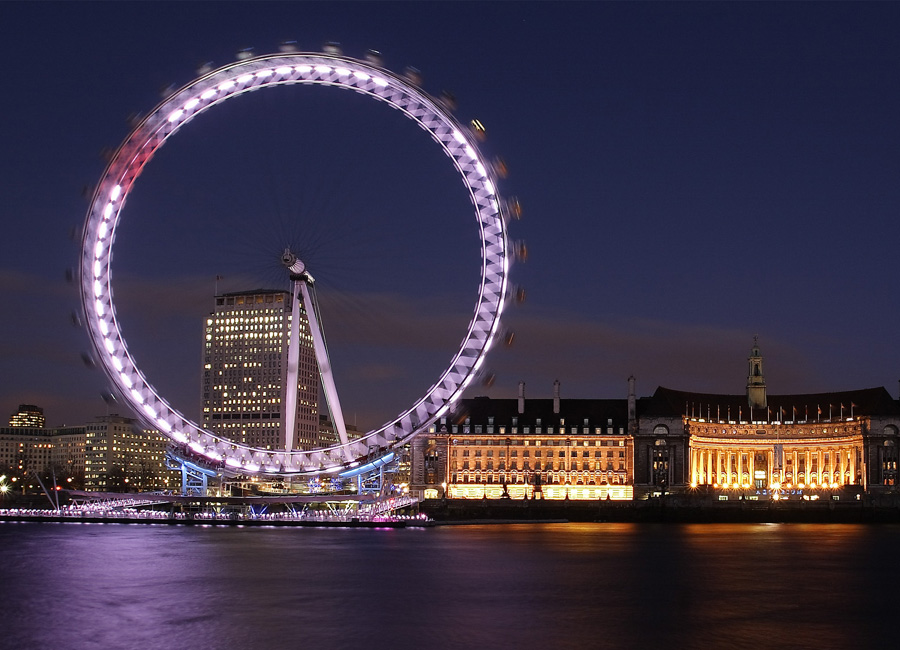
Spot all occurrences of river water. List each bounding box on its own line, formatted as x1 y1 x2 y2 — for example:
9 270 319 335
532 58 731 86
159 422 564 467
1 521 896 649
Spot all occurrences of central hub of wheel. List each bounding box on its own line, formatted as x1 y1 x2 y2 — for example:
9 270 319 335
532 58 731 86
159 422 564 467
281 248 306 276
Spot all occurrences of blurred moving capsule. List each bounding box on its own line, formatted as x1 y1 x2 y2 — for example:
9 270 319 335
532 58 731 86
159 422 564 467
438 90 458 111
515 286 526 304
470 119 487 141
482 372 496 388
403 66 423 86
235 47 255 60
196 61 214 75
80 352 96 368
492 157 509 179
506 196 522 220
70 311 82 327
323 41 342 55
513 240 528 262
504 330 516 347
279 40 299 53
365 49 384 66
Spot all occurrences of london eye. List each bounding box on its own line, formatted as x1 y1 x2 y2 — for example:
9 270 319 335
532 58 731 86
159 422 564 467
79 46 517 477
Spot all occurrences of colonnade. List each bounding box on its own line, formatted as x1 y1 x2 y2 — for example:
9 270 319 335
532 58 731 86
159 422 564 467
690 444 859 487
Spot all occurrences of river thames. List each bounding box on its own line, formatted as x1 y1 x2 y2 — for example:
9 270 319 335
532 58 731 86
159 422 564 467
2 521 897 649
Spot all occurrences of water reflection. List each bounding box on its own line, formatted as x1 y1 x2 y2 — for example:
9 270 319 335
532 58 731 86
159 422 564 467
1 522 896 648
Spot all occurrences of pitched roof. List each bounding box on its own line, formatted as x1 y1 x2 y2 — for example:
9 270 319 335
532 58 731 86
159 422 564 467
642 386 900 419
448 396 628 427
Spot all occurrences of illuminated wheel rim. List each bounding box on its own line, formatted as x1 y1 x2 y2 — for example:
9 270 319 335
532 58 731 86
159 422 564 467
80 51 510 476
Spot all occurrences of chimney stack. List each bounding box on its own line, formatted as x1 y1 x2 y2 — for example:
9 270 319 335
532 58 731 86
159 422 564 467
518 381 526 414
553 379 560 414
628 376 637 433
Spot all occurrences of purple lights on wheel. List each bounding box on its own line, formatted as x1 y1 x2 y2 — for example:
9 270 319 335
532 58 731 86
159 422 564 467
81 50 511 476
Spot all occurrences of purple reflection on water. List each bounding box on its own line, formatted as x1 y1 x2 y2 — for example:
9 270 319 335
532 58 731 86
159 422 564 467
1 522 897 648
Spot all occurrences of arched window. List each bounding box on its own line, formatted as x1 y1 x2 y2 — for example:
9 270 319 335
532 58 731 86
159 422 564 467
653 424 669 437
882 437 898 485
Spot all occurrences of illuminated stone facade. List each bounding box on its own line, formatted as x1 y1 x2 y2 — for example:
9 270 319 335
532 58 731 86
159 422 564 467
411 345 900 500
202 290 319 451
641 387 890 497
412 383 635 500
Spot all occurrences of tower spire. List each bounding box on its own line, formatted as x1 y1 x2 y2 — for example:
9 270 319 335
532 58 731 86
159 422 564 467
747 336 767 409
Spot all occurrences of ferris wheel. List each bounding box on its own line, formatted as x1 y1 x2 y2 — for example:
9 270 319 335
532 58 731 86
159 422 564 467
80 45 519 477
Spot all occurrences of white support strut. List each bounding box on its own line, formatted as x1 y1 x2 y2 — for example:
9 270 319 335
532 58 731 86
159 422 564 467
283 279 302 451
298 280 352 462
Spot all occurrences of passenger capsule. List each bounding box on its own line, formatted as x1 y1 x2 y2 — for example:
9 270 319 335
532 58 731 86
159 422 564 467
403 66 423 86
492 156 509 179
470 119 487 141
506 196 522 220
513 240 528 262
438 90 457 111
365 49 384 66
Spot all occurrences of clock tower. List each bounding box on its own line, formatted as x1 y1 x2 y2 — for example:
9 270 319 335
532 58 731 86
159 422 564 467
747 337 767 409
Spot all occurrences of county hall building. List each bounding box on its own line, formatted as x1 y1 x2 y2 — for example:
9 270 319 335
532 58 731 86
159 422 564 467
411 342 900 499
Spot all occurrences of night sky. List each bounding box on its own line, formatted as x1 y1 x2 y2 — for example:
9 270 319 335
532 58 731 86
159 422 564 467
3 1 899 430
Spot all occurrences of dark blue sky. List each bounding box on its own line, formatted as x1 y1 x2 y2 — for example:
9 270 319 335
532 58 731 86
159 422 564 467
2 1 899 428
